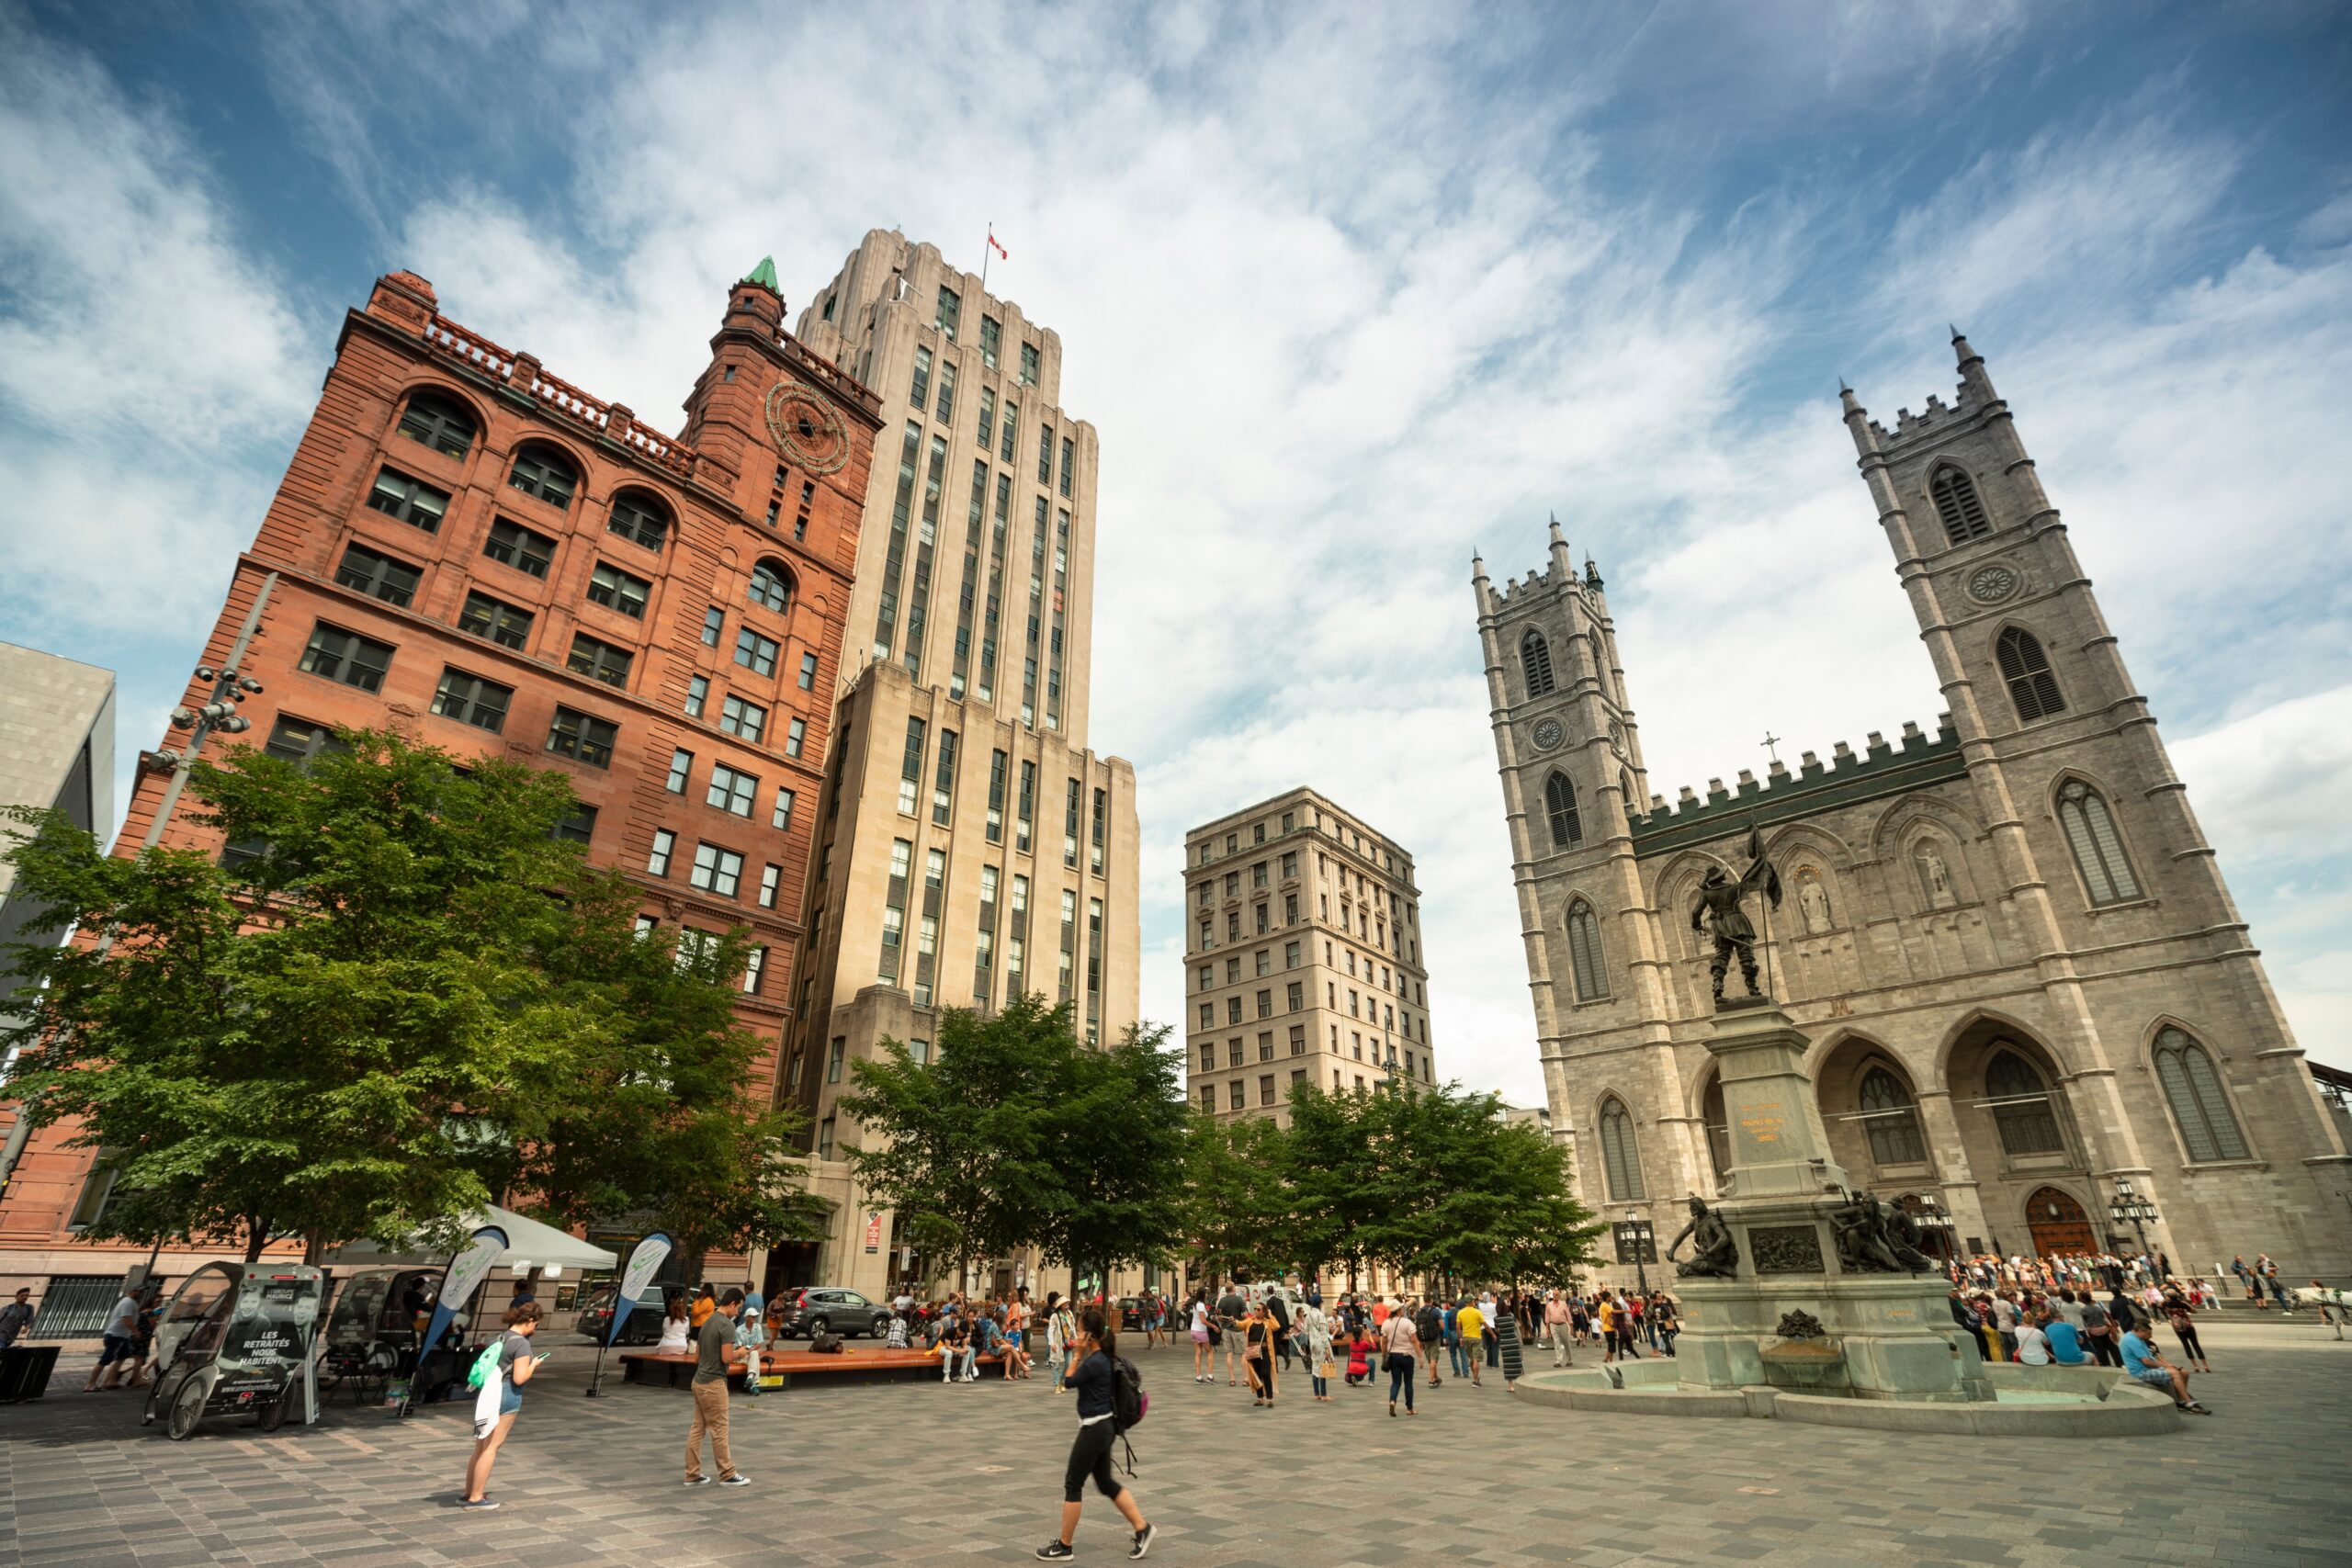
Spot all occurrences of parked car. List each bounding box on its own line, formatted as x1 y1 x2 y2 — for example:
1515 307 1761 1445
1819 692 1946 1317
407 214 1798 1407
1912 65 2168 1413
1114 1296 1149 1332
772 1287 890 1340
573 1282 671 1347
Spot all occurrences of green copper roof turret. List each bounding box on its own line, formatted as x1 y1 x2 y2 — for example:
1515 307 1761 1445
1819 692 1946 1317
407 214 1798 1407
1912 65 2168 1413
744 256 779 291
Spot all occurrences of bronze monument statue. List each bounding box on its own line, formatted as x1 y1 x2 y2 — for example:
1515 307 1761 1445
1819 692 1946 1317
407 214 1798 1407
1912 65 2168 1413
1666 1195 1740 1279
1829 1187 1933 1274
1690 826 1782 1003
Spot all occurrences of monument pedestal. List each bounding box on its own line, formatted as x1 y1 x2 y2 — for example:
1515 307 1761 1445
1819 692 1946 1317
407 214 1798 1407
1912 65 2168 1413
1678 998 1990 1404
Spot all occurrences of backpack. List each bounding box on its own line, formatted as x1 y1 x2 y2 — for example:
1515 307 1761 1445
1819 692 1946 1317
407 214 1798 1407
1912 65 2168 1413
1416 1305 1441 1341
1265 1294 1290 1332
811 1332 845 1354
463 1339 504 1391
1111 1353 1147 1431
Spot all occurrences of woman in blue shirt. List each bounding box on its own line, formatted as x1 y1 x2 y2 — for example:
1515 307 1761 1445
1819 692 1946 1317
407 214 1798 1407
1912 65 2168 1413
1036 1309 1155 1561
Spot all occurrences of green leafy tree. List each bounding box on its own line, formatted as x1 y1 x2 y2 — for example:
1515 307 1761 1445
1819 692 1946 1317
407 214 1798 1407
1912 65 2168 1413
0 728 802 1266
1175 1109 1294 1282
1032 1021 1190 1287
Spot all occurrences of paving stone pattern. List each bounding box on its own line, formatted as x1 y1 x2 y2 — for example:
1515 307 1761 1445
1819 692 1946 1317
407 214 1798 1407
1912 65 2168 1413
3 1321 2346 1566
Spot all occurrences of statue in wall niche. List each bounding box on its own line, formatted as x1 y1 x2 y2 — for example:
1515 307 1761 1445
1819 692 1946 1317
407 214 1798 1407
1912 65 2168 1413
1668 1195 1741 1279
1691 826 1782 1002
1797 869 1832 934
1917 845 1955 908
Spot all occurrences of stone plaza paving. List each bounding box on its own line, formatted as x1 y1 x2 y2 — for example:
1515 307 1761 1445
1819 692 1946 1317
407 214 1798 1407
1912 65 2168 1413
2 1319 2346 1567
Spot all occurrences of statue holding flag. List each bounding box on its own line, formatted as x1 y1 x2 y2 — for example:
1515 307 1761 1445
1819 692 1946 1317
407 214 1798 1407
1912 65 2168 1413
1690 824 1781 1004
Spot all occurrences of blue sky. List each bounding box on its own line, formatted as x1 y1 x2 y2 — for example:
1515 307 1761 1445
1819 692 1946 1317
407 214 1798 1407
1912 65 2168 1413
4 1 2348 1092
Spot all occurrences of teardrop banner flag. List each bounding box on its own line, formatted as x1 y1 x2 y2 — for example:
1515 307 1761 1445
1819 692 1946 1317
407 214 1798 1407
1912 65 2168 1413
607 1232 673 1348
424 1224 507 1358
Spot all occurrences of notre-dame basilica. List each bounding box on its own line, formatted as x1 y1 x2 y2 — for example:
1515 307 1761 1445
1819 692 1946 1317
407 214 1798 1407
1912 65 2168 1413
1478 333 2352 1284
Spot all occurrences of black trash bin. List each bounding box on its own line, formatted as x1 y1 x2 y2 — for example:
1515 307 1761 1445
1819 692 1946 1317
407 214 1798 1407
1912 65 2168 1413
0 1344 61 1403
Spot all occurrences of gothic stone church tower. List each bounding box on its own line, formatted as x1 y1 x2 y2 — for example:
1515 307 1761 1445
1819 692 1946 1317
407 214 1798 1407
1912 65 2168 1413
1478 333 2351 1285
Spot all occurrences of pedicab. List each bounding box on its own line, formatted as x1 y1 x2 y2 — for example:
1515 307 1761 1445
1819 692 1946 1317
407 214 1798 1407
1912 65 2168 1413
140 1262 325 1439
317 1266 435 1405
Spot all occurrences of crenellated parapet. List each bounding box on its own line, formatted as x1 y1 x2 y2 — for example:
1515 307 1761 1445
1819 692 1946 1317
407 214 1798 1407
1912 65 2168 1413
1628 715 1964 854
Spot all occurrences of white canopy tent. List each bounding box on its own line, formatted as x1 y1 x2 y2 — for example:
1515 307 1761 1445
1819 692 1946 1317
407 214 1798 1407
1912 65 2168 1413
322 1205 616 1273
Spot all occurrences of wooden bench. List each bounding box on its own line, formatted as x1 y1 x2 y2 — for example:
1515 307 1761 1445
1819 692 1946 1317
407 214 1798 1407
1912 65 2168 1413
618 1346 1003 1391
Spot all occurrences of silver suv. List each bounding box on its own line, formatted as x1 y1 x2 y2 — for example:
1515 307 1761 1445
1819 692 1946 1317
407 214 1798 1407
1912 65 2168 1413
774 1287 890 1340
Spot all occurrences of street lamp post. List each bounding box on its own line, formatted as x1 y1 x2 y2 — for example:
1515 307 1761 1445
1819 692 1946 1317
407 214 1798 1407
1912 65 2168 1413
2109 1178 2161 1283
1914 1193 1957 1265
1619 1207 1653 1295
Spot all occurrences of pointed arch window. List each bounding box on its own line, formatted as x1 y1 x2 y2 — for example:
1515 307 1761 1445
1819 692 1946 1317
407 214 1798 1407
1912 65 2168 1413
1521 630 1555 697
1929 466 1991 545
1544 773 1582 849
2153 1027 2249 1162
2056 779 2139 905
1858 1064 1928 1166
1566 897 1609 1002
1598 1097 1645 1201
1984 1047 2065 1156
1996 627 2064 722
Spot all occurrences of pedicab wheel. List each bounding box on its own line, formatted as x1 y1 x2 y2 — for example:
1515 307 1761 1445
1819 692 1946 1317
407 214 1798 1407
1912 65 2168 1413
257 1386 291 1433
167 1378 207 1440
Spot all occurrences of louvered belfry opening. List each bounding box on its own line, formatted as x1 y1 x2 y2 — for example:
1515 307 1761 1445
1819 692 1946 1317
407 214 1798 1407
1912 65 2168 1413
1930 466 1992 544
1996 626 2064 721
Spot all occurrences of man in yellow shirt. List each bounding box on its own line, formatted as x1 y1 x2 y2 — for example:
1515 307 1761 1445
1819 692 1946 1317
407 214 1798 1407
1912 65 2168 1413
1453 1298 1486 1387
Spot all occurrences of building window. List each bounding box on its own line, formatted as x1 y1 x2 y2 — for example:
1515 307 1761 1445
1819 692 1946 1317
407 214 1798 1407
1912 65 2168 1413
567 633 632 688
665 749 694 793
741 944 766 995
1929 465 1991 545
707 763 758 818
587 562 650 618
935 359 957 425
1000 400 1018 464
1598 1097 1645 1201
648 829 676 876
935 286 960 340
718 694 766 743
366 466 450 532
979 315 1001 369
1020 341 1039 386
879 839 911 983
396 389 475 457
701 606 725 648
689 841 744 897
429 669 512 733
771 786 796 830
684 675 709 717
458 592 532 650
507 445 578 508
2152 1026 2251 1163
734 628 779 676
545 708 617 768
1858 1065 1928 1166
910 344 933 412
1059 435 1074 499
606 491 669 549
817 1117 834 1157
1984 1048 2066 1156
334 543 421 607
1017 761 1035 853
299 624 393 693
1566 897 1609 1002
548 803 595 845
1544 772 1581 848
798 652 818 690
483 517 555 577
1996 626 2064 722
2056 779 2139 905
1521 629 1555 697
933 729 959 826
786 717 806 758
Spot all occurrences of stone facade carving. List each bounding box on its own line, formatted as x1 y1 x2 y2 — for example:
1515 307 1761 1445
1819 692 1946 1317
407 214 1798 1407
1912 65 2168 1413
1749 1226 1826 1275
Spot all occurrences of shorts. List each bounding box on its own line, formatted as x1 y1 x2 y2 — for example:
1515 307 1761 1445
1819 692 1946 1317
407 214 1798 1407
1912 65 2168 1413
96 1334 138 1367
2132 1367 2173 1390
500 1382 523 1416
1191 1326 1209 1344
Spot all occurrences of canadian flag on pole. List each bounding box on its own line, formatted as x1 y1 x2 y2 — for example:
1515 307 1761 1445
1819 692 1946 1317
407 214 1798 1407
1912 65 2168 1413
988 229 1010 260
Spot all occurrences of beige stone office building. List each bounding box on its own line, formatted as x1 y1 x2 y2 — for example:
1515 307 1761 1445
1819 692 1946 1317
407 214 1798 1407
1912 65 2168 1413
1480 333 2352 1290
1183 788 1438 1128
775 231 1140 1300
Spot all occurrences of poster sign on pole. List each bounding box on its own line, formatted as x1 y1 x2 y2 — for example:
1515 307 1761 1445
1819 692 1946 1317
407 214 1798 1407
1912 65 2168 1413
864 1212 884 1254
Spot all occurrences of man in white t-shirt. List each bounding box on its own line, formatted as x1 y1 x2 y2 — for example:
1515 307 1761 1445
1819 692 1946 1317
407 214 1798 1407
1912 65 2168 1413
83 1291 144 1392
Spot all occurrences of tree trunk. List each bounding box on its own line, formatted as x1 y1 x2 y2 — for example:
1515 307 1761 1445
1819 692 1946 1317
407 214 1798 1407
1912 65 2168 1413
243 1216 267 1262
302 1228 324 1266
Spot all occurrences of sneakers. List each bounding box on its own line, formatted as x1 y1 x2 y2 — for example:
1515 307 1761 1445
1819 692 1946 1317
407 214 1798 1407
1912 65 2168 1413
719 1473 753 1485
684 1475 714 1486
1131 1522 1158 1559
458 1499 500 1511
1035 1542 1075 1561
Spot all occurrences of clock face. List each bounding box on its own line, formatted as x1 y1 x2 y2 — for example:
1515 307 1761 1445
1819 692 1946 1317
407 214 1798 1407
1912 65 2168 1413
1532 717 1566 752
1967 564 2019 604
765 382 849 475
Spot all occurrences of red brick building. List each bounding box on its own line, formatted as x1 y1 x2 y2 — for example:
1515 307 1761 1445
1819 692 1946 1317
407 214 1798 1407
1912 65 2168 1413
0 264 879 1312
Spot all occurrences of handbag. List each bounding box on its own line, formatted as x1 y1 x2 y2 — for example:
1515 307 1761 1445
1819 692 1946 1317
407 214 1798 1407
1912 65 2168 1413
1318 1357 1337 1380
